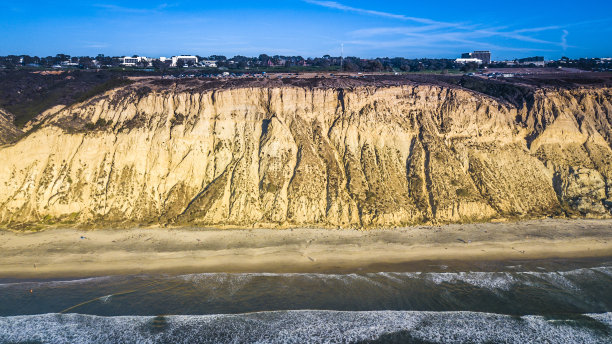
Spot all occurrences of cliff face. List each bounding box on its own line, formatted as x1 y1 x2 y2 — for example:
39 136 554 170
0 82 610 228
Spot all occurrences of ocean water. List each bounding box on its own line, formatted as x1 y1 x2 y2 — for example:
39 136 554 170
1 258 611 343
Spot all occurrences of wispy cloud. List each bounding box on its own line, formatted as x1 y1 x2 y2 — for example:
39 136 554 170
561 30 569 51
348 25 566 48
84 43 110 48
513 25 562 33
472 28 560 45
302 0 457 26
350 25 457 37
345 37 557 53
93 3 174 14
3 6 24 13
305 0 578 53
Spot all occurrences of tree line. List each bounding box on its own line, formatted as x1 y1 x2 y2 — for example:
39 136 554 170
0 54 459 72
2 54 610 72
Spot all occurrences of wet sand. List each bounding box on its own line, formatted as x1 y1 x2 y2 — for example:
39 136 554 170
0 219 611 278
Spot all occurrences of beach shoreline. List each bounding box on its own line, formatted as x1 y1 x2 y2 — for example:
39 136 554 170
1 219 611 279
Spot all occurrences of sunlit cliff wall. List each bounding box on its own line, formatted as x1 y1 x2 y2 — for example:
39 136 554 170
0 84 610 228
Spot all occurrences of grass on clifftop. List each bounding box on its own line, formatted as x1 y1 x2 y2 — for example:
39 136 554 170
72 78 133 104
0 70 132 128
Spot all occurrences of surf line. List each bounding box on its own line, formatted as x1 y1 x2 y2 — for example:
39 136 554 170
58 281 160 314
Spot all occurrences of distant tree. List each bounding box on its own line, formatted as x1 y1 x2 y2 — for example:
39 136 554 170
460 62 478 72
137 59 149 68
80 56 95 69
152 60 168 72
176 59 185 68
39 56 53 67
20 55 34 65
55 54 70 63
365 59 384 72
313 58 330 68
343 60 359 72
110 57 122 66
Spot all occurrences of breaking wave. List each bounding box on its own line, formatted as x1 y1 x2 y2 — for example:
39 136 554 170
174 266 612 292
2 265 611 317
0 310 610 344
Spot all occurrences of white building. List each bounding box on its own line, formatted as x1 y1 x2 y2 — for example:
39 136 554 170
201 60 217 68
523 60 545 67
121 56 150 67
455 58 482 64
60 60 79 67
171 55 198 67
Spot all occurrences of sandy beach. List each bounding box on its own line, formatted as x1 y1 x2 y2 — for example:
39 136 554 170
1 219 611 279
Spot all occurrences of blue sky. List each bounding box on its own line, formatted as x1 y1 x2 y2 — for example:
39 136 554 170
1 1 611 60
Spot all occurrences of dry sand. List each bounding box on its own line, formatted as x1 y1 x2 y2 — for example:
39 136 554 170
1 219 611 279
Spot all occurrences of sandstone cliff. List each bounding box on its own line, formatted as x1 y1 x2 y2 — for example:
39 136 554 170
0 80 610 228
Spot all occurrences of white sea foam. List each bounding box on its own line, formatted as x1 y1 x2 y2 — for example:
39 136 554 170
171 266 612 291
422 271 518 291
179 272 255 296
99 295 112 303
169 266 611 294
592 266 612 277
3 267 610 301
0 311 610 344
0 275 116 289
1 267 610 342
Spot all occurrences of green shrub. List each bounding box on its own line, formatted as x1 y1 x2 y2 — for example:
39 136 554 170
455 188 469 197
